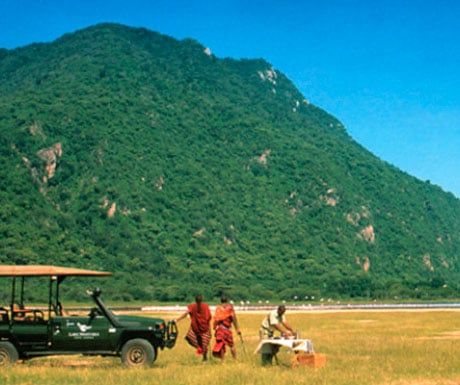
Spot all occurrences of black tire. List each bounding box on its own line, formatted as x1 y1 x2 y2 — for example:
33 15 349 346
121 338 155 367
0 342 19 366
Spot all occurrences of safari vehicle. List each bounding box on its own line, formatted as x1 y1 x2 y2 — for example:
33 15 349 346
0 265 177 367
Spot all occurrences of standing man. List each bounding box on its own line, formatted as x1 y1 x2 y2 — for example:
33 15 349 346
175 294 212 362
212 295 241 360
260 305 295 339
259 305 296 365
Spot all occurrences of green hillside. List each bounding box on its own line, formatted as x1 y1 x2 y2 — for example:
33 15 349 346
1 23 459 302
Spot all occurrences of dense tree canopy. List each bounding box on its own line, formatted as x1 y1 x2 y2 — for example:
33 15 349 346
1 23 459 303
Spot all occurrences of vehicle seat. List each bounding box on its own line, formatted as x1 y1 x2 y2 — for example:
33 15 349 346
12 303 30 321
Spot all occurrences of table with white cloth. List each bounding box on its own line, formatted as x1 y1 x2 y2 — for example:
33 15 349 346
254 338 315 355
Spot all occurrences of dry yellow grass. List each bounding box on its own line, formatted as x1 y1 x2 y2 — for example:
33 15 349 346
1 309 459 385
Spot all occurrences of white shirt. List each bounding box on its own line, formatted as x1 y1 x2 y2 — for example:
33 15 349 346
261 309 286 331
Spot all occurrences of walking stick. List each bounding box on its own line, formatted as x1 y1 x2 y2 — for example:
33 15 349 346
239 332 247 354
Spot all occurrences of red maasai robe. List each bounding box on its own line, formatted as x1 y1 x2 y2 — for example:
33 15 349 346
212 304 235 357
185 303 211 354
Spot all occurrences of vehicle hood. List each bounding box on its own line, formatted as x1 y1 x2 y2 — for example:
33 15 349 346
116 315 165 327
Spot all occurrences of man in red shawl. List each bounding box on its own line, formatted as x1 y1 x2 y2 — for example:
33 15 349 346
212 295 241 360
175 294 212 361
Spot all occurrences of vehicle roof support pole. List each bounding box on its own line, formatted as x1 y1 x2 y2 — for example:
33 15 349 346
49 276 55 315
20 276 25 306
11 277 16 308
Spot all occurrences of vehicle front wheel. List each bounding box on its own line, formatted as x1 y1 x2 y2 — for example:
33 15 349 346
121 338 155 367
0 342 19 366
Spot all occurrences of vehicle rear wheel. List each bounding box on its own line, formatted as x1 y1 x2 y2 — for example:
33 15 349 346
0 342 19 366
121 338 155 367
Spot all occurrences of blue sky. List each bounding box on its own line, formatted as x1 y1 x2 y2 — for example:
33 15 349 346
2 0 459 197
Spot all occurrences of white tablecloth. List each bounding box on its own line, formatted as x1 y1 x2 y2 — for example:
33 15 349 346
254 338 315 354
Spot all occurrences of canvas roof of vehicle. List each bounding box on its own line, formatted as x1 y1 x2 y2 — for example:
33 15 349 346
0 265 112 277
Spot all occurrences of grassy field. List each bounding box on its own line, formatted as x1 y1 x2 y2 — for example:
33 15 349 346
1 309 459 385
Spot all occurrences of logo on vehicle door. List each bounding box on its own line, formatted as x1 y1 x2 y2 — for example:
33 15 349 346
77 322 92 332
68 322 100 339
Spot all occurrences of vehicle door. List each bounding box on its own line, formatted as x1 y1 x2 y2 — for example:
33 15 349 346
50 313 117 351
10 310 49 351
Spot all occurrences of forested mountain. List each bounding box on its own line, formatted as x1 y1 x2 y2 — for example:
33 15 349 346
1 23 459 302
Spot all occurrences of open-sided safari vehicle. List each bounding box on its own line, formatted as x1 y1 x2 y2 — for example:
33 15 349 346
0 265 177 367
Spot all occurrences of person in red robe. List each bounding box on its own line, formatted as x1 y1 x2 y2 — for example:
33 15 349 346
175 294 212 361
212 295 241 360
